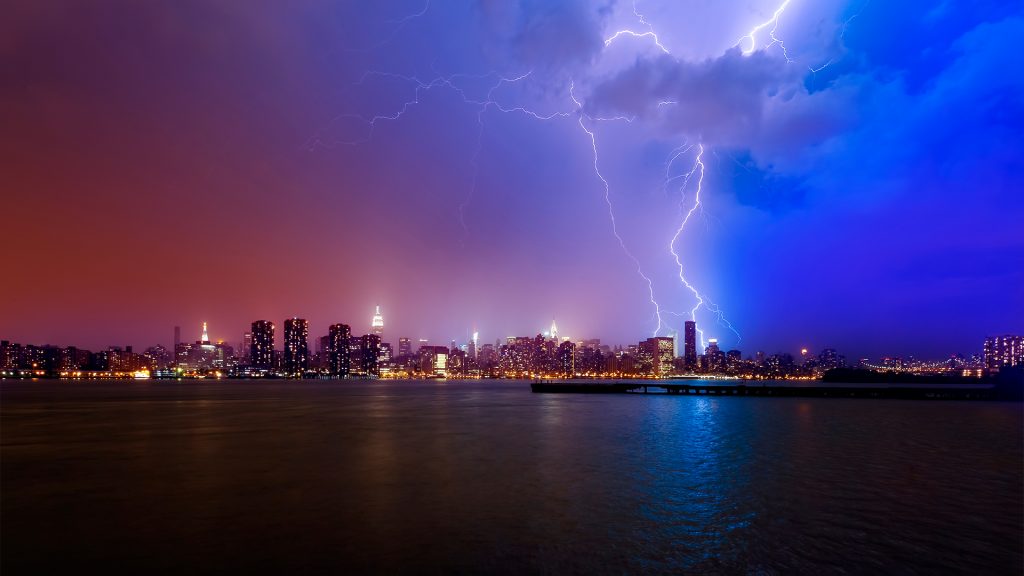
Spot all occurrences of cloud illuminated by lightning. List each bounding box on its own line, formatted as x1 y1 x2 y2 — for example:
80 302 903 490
736 0 793 61
311 0 872 345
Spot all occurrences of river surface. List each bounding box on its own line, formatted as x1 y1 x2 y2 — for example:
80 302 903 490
2 379 1021 574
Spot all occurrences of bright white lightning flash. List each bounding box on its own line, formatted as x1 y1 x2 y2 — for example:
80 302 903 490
604 0 671 55
570 82 666 336
737 0 793 61
666 143 741 348
318 0 858 345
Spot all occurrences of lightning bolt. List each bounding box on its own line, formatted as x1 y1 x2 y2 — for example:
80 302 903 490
666 143 740 349
737 0 793 61
571 82 665 336
344 0 431 52
604 0 671 55
314 0 866 346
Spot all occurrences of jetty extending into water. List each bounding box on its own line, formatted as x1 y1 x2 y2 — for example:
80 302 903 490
531 378 1023 401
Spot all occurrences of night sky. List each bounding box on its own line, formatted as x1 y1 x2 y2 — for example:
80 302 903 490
2 0 1021 359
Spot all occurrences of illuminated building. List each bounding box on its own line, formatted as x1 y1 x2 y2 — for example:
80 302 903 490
477 343 497 373
250 320 275 369
557 340 575 376
705 339 725 372
818 348 844 371
143 345 171 369
684 321 697 369
241 332 252 363
418 345 448 376
371 305 384 338
173 324 234 371
984 335 1023 371
726 349 742 371
1 341 21 370
447 348 466 375
379 342 393 373
359 334 381 378
283 318 309 375
398 337 412 357
640 337 674 376
328 323 351 377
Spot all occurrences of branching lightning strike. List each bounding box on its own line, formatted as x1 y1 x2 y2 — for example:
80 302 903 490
314 0 858 346
570 82 666 336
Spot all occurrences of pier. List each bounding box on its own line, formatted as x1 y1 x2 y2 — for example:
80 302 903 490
530 381 1022 401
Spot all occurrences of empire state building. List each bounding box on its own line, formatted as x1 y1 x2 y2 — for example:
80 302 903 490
371 305 384 338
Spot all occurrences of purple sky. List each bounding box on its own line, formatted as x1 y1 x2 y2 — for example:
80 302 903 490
2 0 1021 359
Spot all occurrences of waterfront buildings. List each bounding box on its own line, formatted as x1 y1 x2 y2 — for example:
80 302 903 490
328 323 351 377
250 320 275 369
984 335 1023 371
283 318 309 375
684 320 697 369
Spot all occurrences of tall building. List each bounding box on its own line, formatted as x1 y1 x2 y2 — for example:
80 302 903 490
398 337 412 357
371 305 384 338
241 332 252 363
250 320 275 369
283 318 309 375
174 326 181 355
201 322 210 344
418 345 448 376
640 337 675 376
557 340 575 376
984 335 1023 371
360 334 382 378
328 323 351 377
705 339 725 372
684 321 697 369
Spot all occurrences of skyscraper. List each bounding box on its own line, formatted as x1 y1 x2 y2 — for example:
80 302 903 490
684 320 697 369
398 337 412 358
640 337 675 376
241 332 252 362
328 323 351 377
984 335 1023 371
361 334 381 378
283 318 309 375
250 320 274 369
371 305 384 339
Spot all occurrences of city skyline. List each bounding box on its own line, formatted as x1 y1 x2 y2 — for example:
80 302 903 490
3 306 1015 367
2 1 1022 359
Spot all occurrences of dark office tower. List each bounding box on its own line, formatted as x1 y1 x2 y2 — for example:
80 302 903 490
398 337 412 358
361 334 382 378
241 332 252 362
250 320 275 369
174 326 181 353
684 321 697 368
283 318 309 375
328 324 351 377
557 340 576 377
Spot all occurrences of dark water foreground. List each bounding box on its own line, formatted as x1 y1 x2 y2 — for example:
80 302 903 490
2 380 1021 574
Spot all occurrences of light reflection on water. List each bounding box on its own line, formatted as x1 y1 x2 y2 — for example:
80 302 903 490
1 379 1021 574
